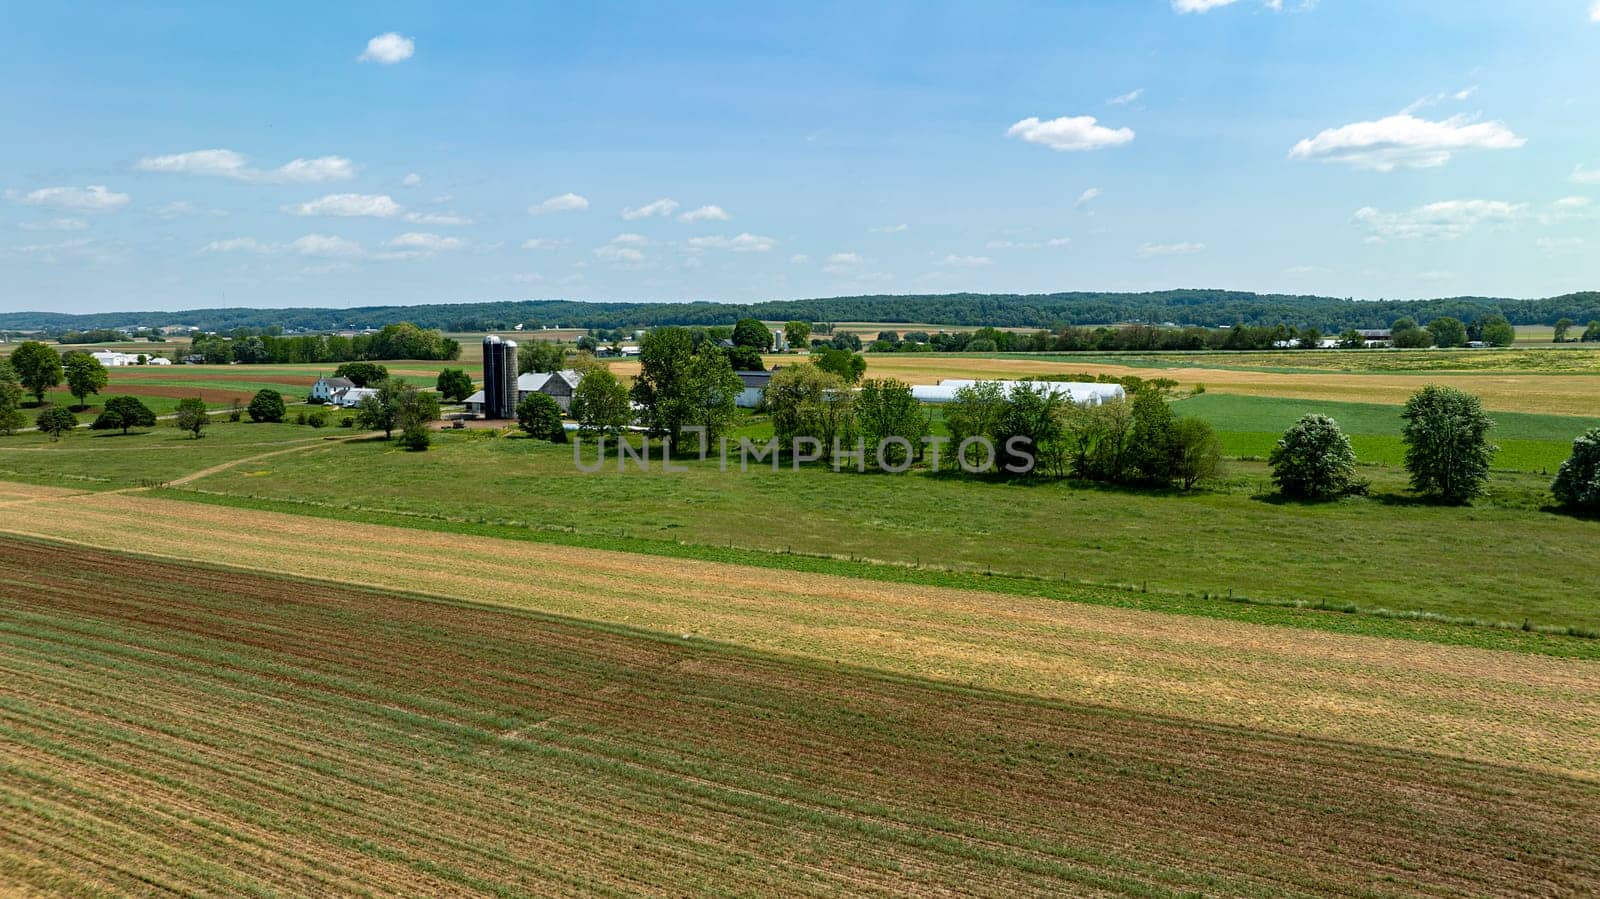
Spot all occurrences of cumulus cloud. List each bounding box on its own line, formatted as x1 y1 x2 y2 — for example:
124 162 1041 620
358 32 415 64
387 232 461 251
521 238 568 250
936 254 993 267
621 197 679 220
1571 165 1600 185
403 210 473 225
594 244 645 263
686 232 777 252
1137 242 1206 257
1106 89 1144 106
529 193 589 215
401 172 422 187
1288 114 1524 171
10 185 130 212
202 237 277 254
1074 187 1102 208
1172 0 1242 12
1352 199 1526 241
1592 0 1600 22
678 205 730 222
290 234 364 258
869 223 909 233
1007 115 1134 152
985 237 1070 249
18 218 88 232
156 200 226 219
136 149 357 183
285 193 403 218
609 232 650 246
512 273 544 283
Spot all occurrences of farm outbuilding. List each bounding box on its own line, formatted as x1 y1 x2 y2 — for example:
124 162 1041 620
909 379 1126 406
463 368 587 416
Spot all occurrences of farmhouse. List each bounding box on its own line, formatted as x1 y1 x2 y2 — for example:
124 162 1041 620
463 369 586 416
310 376 356 403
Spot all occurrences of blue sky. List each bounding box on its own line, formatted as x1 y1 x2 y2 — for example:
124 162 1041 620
2 0 1597 313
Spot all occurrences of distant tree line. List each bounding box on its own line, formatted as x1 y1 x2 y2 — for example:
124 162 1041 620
187 322 459 364
7 290 1600 335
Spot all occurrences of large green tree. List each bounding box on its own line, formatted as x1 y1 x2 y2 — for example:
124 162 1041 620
247 388 287 423
1426 316 1467 348
11 341 63 404
62 352 109 410
731 318 773 352
812 347 866 385
783 320 811 349
91 396 157 435
35 407 78 440
0 363 26 434
173 398 210 438
333 361 388 387
518 340 567 374
855 379 929 470
516 393 566 442
632 327 739 448
570 368 632 436
1401 386 1497 504
435 368 474 402
1269 414 1359 499
1475 314 1516 347
1551 428 1600 512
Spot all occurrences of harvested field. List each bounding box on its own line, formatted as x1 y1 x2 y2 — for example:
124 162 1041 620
0 537 1596 896
2 488 1597 777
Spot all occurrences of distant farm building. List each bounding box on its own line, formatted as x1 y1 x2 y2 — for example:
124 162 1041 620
330 387 379 408
910 379 1126 406
1357 329 1392 347
310 376 356 403
734 370 772 408
478 335 520 419
89 350 170 367
463 370 585 416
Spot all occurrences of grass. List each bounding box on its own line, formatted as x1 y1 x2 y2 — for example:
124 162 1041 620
3 539 1595 895
0 422 338 489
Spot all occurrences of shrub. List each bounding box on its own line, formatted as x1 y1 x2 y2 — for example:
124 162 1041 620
174 398 210 438
228 399 244 422
516 393 566 442
1170 418 1223 490
307 409 329 428
1401 385 1496 504
248 388 287 423
1552 428 1600 511
1270 414 1359 499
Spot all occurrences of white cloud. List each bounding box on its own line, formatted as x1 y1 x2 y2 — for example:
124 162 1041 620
1591 0 1600 22
529 193 589 215
512 273 544 284
18 218 88 232
937 254 993 267
1402 85 1480 115
1047 236 1072 247
621 197 679 220
1352 199 1526 241
11 185 130 212
1106 89 1144 106
1288 114 1524 171
594 244 645 263
1571 165 1600 185
789 254 810 264
1007 115 1134 151
202 237 276 254
1173 0 1242 12
136 149 357 183
1137 242 1205 257
386 232 461 252
1074 187 1102 208
686 232 777 252
1553 196 1593 210
290 234 364 258
5 237 125 265
401 172 422 187
609 232 650 246
1284 265 1331 275
1538 236 1585 253
156 200 225 219
822 251 864 274
678 204 730 222
522 238 567 250
403 210 473 225
285 193 403 218
869 223 909 233
985 237 1071 250
358 32 414 64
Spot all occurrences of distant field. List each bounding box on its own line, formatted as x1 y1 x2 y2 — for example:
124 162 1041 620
2 538 1594 895
1054 346 1600 374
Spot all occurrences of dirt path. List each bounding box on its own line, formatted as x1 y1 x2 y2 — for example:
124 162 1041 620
165 432 378 486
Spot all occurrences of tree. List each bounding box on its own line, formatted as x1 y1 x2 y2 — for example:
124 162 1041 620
855 378 930 469
1129 387 1179 484
725 345 765 372
765 364 849 460
518 340 567 374
1554 318 1575 344
1269 414 1358 499
1552 428 1600 512
1401 386 1497 504
91 396 156 435
9 341 62 404
1170 418 1223 490
1426 317 1467 348
1062 397 1135 483
681 348 742 447
1392 325 1433 348
333 361 388 387
1582 321 1600 343
945 381 1009 472
395 386 441 451
731 317 773 352
174 398 210 438
1296 327 1322 349
62 353 108 410
436 368 474 402
570 368 632 436
630 328 738 448
1338 329 1367 349
516 392 566 441
247 388 287 423
812 347 866 385
784 320 811 349
1477 314 1515 347
35 407 77 440
354 378 413 438
996 383 1065 476
0 363 25 434
829 331 862 351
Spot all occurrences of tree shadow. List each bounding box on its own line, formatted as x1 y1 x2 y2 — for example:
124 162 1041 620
1541 502 1600 522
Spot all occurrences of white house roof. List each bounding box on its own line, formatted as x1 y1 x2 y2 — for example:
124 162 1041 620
463 390 486 405
517 369 583 391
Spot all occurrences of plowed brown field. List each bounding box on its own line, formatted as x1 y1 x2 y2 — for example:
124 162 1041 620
2 487 1596 778
0 538 1595 896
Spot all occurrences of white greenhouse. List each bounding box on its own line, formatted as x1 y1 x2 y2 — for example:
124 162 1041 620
909 379 1126 406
